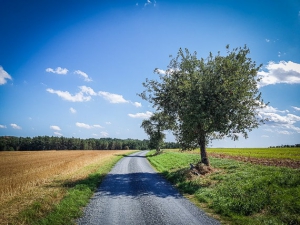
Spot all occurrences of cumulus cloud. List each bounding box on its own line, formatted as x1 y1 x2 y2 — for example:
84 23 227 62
128 111 153 119
106 122 111 125
54 132 62 136
76 122 93 129
11 124 21 129
47 86 140 106
47 88 91 102
80 86 97 96
0 66 12 85
98 91 129 103
100 131 109 137
257 61 300 88
155 68 167 74
74 70 92 82
259 105 300 134
292 106 300 111
50 125 61 131
76 122 103 129
0 125 7 128
70 107 76 113
132 102 142 107
265 39 270 42
46 86 96 102
46 67 68 75
144 0 156 7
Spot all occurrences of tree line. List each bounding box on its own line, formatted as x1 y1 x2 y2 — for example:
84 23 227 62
0 136 180 151
269 144 300 148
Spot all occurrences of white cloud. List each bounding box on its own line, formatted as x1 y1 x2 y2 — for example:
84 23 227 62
259 105 288 114
106 122 111 125
10 124 21 129
278 130 291 135
0 125 7 128
128 111 153 119
50 125 61 131
46 86 96 102
98 91 129 103
265 39 270 42
100 131 109 137
292 106 300 111
54 132 62 136
155 69 167 74
259 106 300 134
0 66 12 85
46 67 68 75
144 0 156 7
132 102 142 107
76 122 103 129
74 70 92 82
70 107 76 113
80 86 97 96
47 88 91 102
257 61 300 87
76 122 93 129
261 135 269 138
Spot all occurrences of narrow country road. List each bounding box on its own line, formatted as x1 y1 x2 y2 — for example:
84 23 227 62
77 151 220 225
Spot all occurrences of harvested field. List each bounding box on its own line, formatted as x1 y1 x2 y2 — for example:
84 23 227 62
0 150 134 224
209 153 300 169
207 148 300 160
184 148 300 169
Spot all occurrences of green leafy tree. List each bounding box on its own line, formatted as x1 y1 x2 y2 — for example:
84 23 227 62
140 45 267 165
141 113 170 152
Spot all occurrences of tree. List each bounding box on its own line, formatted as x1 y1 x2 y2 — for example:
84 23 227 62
141 112 169 152
140 45 267 165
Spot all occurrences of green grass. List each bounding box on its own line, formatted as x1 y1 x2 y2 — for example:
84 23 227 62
205 147 300 160
147 150 300 225
17 152 135 225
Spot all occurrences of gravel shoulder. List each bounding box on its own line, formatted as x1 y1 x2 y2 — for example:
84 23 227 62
77 151 220 225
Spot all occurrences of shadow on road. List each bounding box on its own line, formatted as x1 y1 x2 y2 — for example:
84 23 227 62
93 172 181 199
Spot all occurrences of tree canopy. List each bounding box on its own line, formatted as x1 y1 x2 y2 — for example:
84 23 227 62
140 45 267 165
141 112 170 152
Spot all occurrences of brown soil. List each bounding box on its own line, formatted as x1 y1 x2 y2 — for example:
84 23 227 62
209 153 300 169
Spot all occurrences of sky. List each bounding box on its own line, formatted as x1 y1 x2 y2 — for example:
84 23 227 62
0 0 300 148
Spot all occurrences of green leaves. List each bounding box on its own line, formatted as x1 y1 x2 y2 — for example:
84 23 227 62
140 45 267 163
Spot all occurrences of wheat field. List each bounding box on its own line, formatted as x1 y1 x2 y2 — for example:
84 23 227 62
0 150 133 224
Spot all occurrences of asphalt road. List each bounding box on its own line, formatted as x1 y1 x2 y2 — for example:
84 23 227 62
77 151 220 225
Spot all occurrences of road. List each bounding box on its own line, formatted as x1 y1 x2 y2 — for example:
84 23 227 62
77 151 220 225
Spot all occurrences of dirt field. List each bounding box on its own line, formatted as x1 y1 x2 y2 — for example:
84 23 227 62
0 150 134 224
209 153 300 169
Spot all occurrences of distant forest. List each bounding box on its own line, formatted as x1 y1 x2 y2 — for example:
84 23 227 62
269 144 300 148
0 136 180 151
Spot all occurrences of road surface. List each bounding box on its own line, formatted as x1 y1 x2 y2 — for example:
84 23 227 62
77 151 220 225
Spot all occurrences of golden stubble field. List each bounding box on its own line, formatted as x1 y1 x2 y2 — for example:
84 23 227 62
0 150 134 224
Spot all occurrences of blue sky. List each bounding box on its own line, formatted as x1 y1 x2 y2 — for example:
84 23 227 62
0 0 300 148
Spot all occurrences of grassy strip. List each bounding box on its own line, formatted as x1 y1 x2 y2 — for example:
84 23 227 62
147 150 300 225
17 152 136 225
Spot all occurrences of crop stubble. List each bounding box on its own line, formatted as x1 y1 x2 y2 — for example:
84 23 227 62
0 150 132 224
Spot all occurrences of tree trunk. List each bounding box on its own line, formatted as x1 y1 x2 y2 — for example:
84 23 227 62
198 132 210 166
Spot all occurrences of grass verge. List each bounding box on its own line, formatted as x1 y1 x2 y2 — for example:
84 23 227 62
14 151 136 225
147 150 300 225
